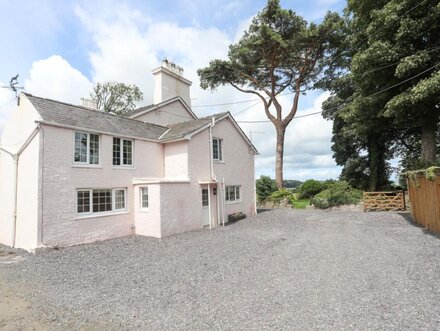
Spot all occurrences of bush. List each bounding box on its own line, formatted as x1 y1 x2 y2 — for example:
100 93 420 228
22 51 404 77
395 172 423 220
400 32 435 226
269 189 294 203
256 175 278 202
310 181 362 209
298 179 324 199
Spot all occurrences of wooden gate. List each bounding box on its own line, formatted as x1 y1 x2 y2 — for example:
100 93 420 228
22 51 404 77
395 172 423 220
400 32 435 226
363 191 406 211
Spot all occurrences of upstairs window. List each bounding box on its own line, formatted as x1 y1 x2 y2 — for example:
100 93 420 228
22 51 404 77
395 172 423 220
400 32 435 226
212 138 223 161
74 132 99 164
113 138 133 166
225 185 241 203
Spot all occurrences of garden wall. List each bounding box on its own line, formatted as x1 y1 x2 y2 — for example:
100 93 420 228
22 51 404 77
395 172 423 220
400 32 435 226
407 174 440 234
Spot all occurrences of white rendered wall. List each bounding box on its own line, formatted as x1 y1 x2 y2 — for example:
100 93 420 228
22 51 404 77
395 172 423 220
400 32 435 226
15 133 40 249
40 124 164 247
132 100 194 126
0 95 41 248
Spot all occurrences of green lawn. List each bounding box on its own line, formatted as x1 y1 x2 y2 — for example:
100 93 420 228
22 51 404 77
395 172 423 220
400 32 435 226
291 199 310 209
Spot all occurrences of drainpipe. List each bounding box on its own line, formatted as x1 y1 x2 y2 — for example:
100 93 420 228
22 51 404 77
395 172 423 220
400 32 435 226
208 117 216 228
0 127 40 248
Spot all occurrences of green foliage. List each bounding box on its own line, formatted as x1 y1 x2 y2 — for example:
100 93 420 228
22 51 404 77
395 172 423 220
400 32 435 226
90 82 143 115
298 179 324 199
198 0 344 186
310 181 362 209
269 188 294 203
322 0 440 189
290 199 310 209
255 175 278 202
283 180 303 189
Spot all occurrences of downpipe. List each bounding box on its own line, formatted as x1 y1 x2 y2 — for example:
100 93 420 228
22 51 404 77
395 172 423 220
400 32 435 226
0 127 39 248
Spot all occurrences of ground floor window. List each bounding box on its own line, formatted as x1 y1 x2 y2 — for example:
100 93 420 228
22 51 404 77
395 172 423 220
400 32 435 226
140 187 149 210
77 188 126 215
225 185 241 202
202 188 209 207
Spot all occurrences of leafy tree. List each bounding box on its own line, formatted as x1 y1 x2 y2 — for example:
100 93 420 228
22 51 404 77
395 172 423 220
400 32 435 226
322 0 439 190
283 179 303 188
90 82 143 115
298 179 324 199
198 0 344 187
256 175 278 202
310 181 362 209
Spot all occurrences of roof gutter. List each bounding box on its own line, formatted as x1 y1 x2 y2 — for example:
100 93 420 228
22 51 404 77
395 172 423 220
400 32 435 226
0 126 40 248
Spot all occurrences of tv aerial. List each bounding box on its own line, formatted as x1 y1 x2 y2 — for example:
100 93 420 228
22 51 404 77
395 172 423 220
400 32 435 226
1 74 24 99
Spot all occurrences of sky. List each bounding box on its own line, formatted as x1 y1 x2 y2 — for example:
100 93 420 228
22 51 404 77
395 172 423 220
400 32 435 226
0 0 347 181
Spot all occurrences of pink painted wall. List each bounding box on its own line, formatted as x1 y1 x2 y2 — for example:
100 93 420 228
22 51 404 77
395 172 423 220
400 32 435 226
159 182 202 237
164 141 189 179
132 100 194 126
212 118 256 218
40 124 164 246
134 183 161 238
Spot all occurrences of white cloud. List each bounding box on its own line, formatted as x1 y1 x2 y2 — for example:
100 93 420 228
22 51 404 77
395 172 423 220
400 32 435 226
0 2 341 181
24 55 93 104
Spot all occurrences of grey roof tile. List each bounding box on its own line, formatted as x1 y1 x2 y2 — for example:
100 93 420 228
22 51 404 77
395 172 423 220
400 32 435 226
160 112 228 141
26 94 168 140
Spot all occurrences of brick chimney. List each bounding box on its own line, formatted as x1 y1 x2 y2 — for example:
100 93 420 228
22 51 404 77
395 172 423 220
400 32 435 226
152 59 192 107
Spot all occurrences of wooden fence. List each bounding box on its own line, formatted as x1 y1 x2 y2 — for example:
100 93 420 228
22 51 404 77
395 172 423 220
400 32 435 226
363 191 406 211
407 175 440 234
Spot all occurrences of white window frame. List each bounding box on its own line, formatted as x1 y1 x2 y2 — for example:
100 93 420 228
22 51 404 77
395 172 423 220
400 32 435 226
76 188 127 217
73 132 100 165
140 186 149 211
113 137 134 167
225 185 241 204
202 188 209 207
212 137 223 161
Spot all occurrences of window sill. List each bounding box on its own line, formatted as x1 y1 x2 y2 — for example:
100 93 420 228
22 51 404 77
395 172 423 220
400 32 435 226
213 160 225 164
226 200 242 205
75 210 129 220
112 166 135 170
72 164 102 169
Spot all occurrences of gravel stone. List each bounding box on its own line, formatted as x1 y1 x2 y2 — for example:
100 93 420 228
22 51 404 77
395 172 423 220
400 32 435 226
1 209 440 330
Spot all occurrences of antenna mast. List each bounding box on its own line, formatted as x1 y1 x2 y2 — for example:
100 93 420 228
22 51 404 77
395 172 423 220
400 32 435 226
1 74 24 104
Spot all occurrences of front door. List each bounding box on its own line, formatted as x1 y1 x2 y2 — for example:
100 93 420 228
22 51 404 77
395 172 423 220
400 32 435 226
202 187 210 227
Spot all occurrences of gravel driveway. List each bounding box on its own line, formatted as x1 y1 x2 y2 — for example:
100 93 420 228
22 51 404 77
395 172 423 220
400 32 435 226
1 209 440 330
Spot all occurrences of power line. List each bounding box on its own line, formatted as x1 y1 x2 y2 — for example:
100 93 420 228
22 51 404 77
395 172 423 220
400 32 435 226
0 97 16 111
237 63 440 124
233 100 262 116
192 91 293 108
361 45 440 77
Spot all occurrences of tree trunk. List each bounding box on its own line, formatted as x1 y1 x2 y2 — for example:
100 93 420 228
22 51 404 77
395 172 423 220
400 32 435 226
275 125 286 188
368 135 388 192
420 112 438 165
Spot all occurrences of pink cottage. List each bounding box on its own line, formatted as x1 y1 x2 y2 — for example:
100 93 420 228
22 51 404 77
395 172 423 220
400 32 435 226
0 60 258 251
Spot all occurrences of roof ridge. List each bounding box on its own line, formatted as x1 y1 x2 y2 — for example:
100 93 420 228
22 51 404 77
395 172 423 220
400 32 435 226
23 93 169 129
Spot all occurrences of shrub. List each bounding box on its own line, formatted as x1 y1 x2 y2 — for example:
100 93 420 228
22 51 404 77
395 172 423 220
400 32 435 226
269 188 294 203
310 181 362 209
256 175 278 202
298 179 324 199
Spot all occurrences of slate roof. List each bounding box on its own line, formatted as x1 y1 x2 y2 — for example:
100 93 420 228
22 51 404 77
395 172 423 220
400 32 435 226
123 103 155 117
160 112 229 141
26 94 168 140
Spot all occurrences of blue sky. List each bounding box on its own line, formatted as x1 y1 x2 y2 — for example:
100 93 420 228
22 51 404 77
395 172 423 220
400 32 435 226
0 0 347 181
